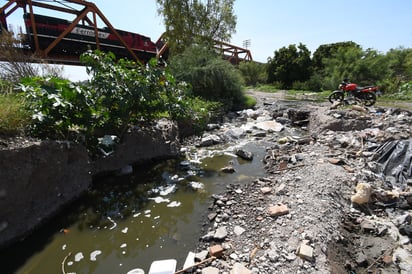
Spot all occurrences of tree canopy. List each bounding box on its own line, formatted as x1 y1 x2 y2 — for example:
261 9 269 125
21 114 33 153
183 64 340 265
262 40 412 94
267 43 312 88
156 0 237 55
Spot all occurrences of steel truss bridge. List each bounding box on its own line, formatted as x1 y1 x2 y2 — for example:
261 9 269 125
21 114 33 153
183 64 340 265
0 0 252 65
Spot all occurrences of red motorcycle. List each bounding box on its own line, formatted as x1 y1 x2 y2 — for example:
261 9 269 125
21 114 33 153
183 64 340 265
328 79 380 106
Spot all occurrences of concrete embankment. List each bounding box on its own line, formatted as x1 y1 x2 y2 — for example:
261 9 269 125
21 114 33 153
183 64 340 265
0 119 180 248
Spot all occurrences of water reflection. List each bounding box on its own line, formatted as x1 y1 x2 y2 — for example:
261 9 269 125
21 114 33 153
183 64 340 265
1 142 267 274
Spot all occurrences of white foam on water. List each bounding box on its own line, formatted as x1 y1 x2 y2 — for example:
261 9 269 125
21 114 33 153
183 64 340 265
74 252 84 262
107 216 117 230
189 181 204 190
90 250 102 261
167 201 182 207
149 196 170 204
159 185 176 196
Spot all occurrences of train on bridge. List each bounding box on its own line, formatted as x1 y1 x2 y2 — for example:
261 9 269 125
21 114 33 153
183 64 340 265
22 13 160 63
0 0 251 65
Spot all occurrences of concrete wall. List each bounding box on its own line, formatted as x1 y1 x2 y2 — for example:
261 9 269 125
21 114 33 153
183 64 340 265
0 120 180 248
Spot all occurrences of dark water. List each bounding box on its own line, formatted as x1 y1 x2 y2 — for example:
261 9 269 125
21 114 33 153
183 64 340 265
1 142 267 274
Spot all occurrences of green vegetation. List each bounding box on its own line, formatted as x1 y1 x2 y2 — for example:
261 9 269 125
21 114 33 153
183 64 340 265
0 93 29 135
252 84 281 93
238 61 267 86
265 42 412 100
0 80 29 135
0 79 13 94
267 43 312 89
168 45 248 111
156 0 236 55
243 94 257 109
373 81 412 111
8 50 225 154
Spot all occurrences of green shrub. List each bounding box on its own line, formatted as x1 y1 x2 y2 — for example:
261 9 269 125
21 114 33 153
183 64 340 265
243 94 257 109
384 81 412 100
18 50 191 146
169 45 247 110
80 50 188 133
238 61 267 86
19 76 92 139
17 50 222 153
0 93 29 135
176 96 223 137
0 79 14 94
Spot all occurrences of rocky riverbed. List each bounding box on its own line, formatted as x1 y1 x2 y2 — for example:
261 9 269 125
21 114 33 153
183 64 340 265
180 93 412 274
1 91 412 274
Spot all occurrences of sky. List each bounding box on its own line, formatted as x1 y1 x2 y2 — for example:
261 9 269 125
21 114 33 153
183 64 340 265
2 0 412 81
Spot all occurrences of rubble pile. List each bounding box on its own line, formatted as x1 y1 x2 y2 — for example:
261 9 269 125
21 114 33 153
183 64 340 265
188 102 412 274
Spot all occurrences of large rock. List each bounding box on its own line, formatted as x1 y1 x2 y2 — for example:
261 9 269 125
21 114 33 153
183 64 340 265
0 141 91 248
92 119 180 175
254 120 284 132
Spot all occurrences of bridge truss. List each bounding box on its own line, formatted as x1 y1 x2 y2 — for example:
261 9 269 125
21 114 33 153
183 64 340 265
0 0 252 65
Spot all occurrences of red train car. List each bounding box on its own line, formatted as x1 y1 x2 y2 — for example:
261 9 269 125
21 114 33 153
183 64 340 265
23 13 158 62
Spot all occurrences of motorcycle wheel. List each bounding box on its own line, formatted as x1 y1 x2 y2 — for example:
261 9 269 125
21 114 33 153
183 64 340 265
328 91 344 104
362 92 376 106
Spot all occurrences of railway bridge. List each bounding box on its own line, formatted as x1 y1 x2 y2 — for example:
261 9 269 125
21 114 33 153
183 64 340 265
0 0 252 65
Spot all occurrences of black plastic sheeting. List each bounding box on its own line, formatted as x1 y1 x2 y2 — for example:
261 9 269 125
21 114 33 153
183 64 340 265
374 139 412 190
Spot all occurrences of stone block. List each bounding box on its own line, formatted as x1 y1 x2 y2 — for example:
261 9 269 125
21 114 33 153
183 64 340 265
297 243 314 262
268 204 289 217
209 244 224 258
261 187 272 194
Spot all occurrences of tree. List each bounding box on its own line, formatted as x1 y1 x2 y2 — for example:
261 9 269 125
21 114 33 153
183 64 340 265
0 28 64 82
267 43 312 88
385 47 412 81
378 47 412 93
312 41 360 72
320 45 389 90
168 45 245 110
238 61 267 86
156 0 237 55
0 29 38 82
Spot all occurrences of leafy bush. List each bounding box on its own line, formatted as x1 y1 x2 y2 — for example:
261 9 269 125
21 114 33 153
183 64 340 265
176 96 223 137
17 50 222 153
243 94 257 109
80 50 188 134
238 61 267 86
168 45 247 110
19 76 92 139
18 51 190 148
384 81 412 100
